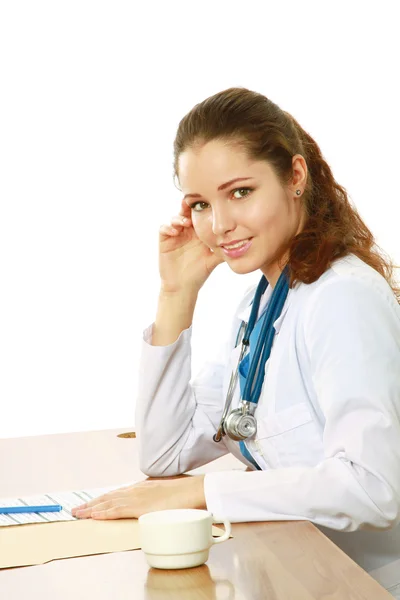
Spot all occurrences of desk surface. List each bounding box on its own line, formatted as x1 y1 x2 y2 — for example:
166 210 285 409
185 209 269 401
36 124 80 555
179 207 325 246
0 428 392 599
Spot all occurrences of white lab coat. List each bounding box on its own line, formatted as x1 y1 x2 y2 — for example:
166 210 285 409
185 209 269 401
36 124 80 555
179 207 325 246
135 254 400 597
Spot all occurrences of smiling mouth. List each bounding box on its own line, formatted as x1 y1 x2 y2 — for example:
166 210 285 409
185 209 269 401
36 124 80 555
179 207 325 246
221 238 252 250
220 238 253 258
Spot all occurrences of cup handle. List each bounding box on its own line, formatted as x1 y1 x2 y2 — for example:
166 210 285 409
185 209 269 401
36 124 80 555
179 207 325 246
211 517 231 544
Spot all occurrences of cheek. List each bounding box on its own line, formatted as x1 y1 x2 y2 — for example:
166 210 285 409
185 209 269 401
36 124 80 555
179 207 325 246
250 207 279 232
192 214 212 242
256 198 289 232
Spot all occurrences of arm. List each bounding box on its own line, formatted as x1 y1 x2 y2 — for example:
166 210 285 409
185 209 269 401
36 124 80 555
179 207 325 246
203 276 400 530
151 288 198 347
135 289 230 476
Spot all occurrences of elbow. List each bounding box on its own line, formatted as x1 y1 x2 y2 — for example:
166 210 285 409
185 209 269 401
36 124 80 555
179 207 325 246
140 464 162 478
138 449 183 478
139 461 182 478
363 486 400 530
373 498 400 530
341 459 400 531
337 499 400 533
139 459 166 478
137 445 164 477
136 427 189 478
135 427 167 477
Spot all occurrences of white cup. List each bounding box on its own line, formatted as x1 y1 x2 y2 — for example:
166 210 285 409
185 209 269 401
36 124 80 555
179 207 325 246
138 508 231 570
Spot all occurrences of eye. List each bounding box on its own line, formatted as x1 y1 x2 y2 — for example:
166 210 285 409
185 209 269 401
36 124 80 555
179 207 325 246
189 201 209 212
232 187 253 199
188 187 253 212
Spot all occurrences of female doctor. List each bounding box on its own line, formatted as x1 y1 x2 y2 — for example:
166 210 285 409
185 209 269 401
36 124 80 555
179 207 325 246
72 88 400 596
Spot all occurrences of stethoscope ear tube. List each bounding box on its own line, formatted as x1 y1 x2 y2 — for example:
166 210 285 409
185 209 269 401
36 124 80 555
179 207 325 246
213 330 248 442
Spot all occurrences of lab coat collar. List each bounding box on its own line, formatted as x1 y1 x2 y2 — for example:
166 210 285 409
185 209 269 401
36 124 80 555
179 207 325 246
237 286 293 334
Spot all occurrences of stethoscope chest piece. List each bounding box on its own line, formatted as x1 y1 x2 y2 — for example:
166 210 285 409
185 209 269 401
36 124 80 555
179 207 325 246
224 402 257 441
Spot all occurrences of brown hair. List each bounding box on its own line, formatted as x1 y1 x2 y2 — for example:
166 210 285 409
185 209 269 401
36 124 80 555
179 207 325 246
173 87 399 300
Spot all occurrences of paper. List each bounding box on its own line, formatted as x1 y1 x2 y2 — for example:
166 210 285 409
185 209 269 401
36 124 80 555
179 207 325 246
0 482 134 527
0 484 227 569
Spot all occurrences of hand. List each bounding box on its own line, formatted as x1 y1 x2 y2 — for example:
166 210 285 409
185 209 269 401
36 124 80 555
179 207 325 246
71 475 206 520
158 200 224 294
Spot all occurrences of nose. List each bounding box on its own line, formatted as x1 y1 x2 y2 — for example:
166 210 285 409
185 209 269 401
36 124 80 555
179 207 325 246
211 203 236 237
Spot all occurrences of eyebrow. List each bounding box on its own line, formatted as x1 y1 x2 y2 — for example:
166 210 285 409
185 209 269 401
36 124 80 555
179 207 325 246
183 177 254 200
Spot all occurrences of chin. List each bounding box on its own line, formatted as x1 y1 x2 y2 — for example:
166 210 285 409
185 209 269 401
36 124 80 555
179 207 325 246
226 259 262 276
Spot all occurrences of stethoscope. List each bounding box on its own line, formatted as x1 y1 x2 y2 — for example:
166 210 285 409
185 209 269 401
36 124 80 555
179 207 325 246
213 268 289 443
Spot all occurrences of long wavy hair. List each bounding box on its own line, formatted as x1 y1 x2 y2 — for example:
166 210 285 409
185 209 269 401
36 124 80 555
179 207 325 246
173 87 399 300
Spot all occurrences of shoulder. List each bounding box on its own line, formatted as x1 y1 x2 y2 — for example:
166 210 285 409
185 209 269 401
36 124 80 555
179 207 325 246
303 254 398 308
297 254 400 337
232 255 400 331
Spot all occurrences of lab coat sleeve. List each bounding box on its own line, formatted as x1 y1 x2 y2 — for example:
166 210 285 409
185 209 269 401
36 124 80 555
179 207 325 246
135 323 230 476
204 275 400 530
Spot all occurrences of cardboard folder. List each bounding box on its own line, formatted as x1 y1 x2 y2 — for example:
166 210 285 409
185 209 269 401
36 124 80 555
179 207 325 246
0 519 226 569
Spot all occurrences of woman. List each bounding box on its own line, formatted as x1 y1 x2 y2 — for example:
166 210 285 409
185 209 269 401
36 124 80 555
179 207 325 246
72 88 400 596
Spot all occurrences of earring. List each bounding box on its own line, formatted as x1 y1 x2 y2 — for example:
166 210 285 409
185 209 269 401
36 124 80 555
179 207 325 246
296 189 302 196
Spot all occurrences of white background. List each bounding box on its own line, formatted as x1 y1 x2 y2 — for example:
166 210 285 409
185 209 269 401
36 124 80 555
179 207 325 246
0 0 399 438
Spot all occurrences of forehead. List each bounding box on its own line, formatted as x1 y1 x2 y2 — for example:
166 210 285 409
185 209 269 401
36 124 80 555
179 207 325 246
178 140 272 191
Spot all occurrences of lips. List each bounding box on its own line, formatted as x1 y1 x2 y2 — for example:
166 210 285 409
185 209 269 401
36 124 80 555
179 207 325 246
220 238 252 250
220 238 253 259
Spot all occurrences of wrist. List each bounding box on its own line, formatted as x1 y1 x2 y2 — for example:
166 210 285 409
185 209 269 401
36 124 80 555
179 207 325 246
159 285 199 302
152 287 198 346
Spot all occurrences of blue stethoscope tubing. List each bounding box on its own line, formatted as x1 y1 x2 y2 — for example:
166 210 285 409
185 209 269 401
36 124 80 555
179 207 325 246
213 267 290 442
242 268 289 403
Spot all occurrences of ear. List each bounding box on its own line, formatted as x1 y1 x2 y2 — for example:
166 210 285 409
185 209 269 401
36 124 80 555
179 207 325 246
288 154 308 195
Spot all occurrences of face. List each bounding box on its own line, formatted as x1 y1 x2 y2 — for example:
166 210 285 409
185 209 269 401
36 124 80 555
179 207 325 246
178 140 307 286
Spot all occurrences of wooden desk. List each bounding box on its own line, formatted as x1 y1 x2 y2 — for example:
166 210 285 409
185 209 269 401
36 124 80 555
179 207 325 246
0 429 392 599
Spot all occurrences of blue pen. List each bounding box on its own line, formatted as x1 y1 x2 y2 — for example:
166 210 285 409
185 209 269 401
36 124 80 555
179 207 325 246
0 505 62 514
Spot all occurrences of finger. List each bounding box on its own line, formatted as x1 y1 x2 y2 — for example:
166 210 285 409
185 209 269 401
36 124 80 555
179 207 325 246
71 504 86 515
71 495 109 514
74 499 115 519
71 499 100 514
180 199 192 219
159 224 179 237
92 504 136 520
170 215 191 228
72 488 129 515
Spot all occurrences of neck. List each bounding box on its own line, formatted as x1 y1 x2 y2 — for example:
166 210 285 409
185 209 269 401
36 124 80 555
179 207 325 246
261 255 288 289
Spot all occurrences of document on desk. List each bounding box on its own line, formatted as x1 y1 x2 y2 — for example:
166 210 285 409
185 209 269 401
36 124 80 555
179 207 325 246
0 481 227 569
0 482 134 527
